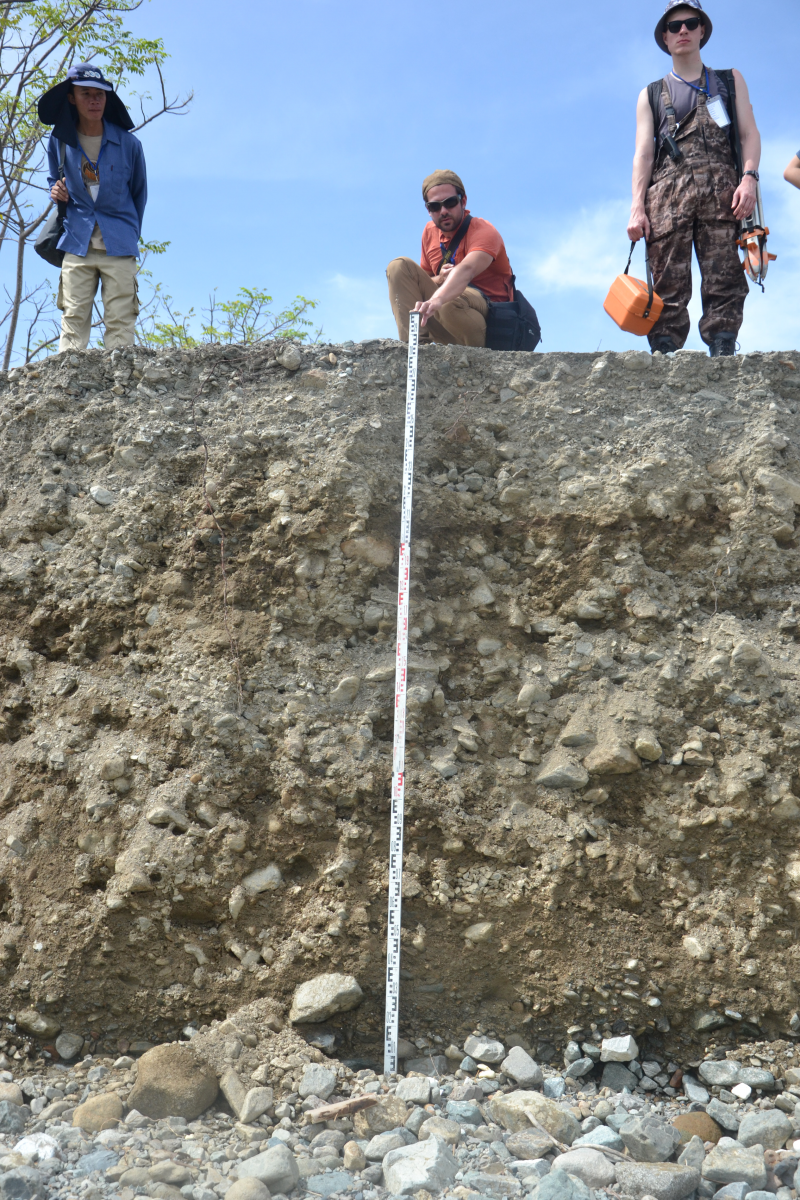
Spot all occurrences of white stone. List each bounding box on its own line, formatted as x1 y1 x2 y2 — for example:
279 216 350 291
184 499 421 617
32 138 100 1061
236 1143 299 1192
600 1035 639 1062
289 972 363 1023
464 1034 505 1064
463 921 495 944
239 1087 274 1124
298 1063 337 1100
89 485 114 505
552 1148 616 1189
241 865 282 894
731 1082 752 1100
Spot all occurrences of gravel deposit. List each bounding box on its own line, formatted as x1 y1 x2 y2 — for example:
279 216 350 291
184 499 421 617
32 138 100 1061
1 338 800 1196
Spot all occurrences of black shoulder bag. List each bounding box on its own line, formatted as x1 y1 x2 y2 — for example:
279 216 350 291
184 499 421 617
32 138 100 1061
35 141 67 268
438 214 542 352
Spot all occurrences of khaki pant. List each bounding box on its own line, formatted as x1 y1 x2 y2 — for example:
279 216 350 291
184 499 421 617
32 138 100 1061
57 249 139 352
386 257 487 346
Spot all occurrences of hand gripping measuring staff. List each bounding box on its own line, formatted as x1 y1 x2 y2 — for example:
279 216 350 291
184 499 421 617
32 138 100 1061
383 310 420 1076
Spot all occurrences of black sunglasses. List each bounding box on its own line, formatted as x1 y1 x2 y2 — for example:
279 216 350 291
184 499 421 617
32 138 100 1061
425 194 462 213
666 16 701 32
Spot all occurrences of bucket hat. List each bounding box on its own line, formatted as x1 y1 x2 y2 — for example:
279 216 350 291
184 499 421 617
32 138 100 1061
37 62 134 143
654 1 713 53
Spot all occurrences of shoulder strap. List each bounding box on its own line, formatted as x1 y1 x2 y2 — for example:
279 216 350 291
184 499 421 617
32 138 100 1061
437 213 472 274
58 139 66 178
648 80 663 149
716 68 742 179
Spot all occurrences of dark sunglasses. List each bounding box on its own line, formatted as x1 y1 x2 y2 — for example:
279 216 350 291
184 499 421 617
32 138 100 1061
666 16 701 32
425 194 462 213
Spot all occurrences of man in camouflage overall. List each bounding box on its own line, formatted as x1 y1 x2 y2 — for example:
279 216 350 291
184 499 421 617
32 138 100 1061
627 2 762 356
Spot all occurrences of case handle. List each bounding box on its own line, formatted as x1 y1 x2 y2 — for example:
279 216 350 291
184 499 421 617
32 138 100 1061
625 239 654 320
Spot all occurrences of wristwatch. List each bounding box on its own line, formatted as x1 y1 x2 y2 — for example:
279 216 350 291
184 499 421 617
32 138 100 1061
743 170 759 181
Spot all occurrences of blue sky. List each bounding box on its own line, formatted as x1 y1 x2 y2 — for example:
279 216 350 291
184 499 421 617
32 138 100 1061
24 0 800 353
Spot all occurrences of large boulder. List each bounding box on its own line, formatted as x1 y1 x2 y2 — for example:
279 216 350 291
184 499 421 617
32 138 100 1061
502 1046 543 1088
14 1010 61 1040
490 1090 581 1143
382 1136 458 1196
127 1044 218 1119
289 973 363 1023
616 1162 700 1200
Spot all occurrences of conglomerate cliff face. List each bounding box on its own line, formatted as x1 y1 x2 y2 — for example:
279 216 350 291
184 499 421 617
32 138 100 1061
0 338 799 1065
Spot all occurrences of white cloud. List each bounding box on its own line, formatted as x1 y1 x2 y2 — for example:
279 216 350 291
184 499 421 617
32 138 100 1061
524 200 633 294
318 273 396 344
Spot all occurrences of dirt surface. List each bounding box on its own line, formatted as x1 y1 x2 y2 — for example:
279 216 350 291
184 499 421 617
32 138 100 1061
1 339 800 1071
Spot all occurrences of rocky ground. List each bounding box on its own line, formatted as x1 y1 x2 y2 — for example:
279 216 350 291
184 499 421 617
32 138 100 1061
3 337 800 1195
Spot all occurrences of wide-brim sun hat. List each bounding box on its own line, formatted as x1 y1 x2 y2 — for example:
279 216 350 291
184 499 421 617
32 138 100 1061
37 62 134 135
654 0 713 52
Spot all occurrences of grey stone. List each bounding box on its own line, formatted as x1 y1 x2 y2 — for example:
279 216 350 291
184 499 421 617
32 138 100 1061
737 1069 775 1090
531 1168 595 1200
615 1162 700 1200
502 1046 543 1088
683 1076 711 1104
702 1140 768 1189
564 1057 595 1080
364 1130 413 1161
551 1148 616 1188
712 1185 749 1200
678 1136 706 1169
694 1012 728 1033
744 1193 777 1200
464 1035 505 1064
699 1061 742 1088
289 973 363 1023
54 1032 84 1061
75 1148 118 1176
574 1125 624 1152
382 1135 458 1195
544 1078 566 1099
0 1103 27 1135
419 1116 460 1145
239 1087 274 1125
737 1110 792 1150
396 1076 431 1104
461 1170 522 1197
706 1099 741 1133
0 1166 45 1200
459 1056 478 1073
236 1144 300 1193
405 1107 427 1135
298 1064 337 1100
305 1171 354 1197
620 1115 683 1162
446 1100 483 1125
536 756 589 790
601 1062 638 1092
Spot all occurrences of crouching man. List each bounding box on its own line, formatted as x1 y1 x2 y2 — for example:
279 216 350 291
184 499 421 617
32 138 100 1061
386 169 513 346
39 63 147 352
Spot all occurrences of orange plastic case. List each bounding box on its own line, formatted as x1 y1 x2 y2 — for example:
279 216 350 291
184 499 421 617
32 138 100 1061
604 242 664 336
604 271 664 335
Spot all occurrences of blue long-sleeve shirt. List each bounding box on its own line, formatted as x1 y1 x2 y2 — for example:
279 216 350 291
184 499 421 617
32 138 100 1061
47 122 147 258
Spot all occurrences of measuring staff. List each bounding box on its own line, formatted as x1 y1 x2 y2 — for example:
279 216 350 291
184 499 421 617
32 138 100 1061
383 311 420 1076
627 2 762 357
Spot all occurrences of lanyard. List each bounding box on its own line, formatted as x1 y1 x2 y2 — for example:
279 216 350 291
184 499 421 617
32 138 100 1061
79 140 106 178
670 65 710 98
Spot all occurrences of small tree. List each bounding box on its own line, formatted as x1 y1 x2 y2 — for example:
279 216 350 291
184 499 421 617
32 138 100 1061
136 283 321 349
0 0 192 368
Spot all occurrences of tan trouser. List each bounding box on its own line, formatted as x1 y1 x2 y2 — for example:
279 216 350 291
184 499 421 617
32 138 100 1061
57 249 139 352
386 257 487 346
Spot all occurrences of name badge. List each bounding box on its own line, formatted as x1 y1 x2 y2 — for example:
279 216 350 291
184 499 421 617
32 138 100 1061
707 95 731 128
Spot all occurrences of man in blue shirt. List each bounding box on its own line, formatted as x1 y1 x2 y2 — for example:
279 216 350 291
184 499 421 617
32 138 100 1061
39 64 147 352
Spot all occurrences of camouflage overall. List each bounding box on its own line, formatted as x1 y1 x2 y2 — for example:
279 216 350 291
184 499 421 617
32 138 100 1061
645 76 748 350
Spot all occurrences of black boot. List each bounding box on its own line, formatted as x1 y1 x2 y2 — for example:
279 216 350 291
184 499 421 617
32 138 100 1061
650 335 677 355
708 333 737 357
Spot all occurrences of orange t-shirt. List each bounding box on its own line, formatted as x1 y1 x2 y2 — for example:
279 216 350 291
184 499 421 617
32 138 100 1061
420 212 514 303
